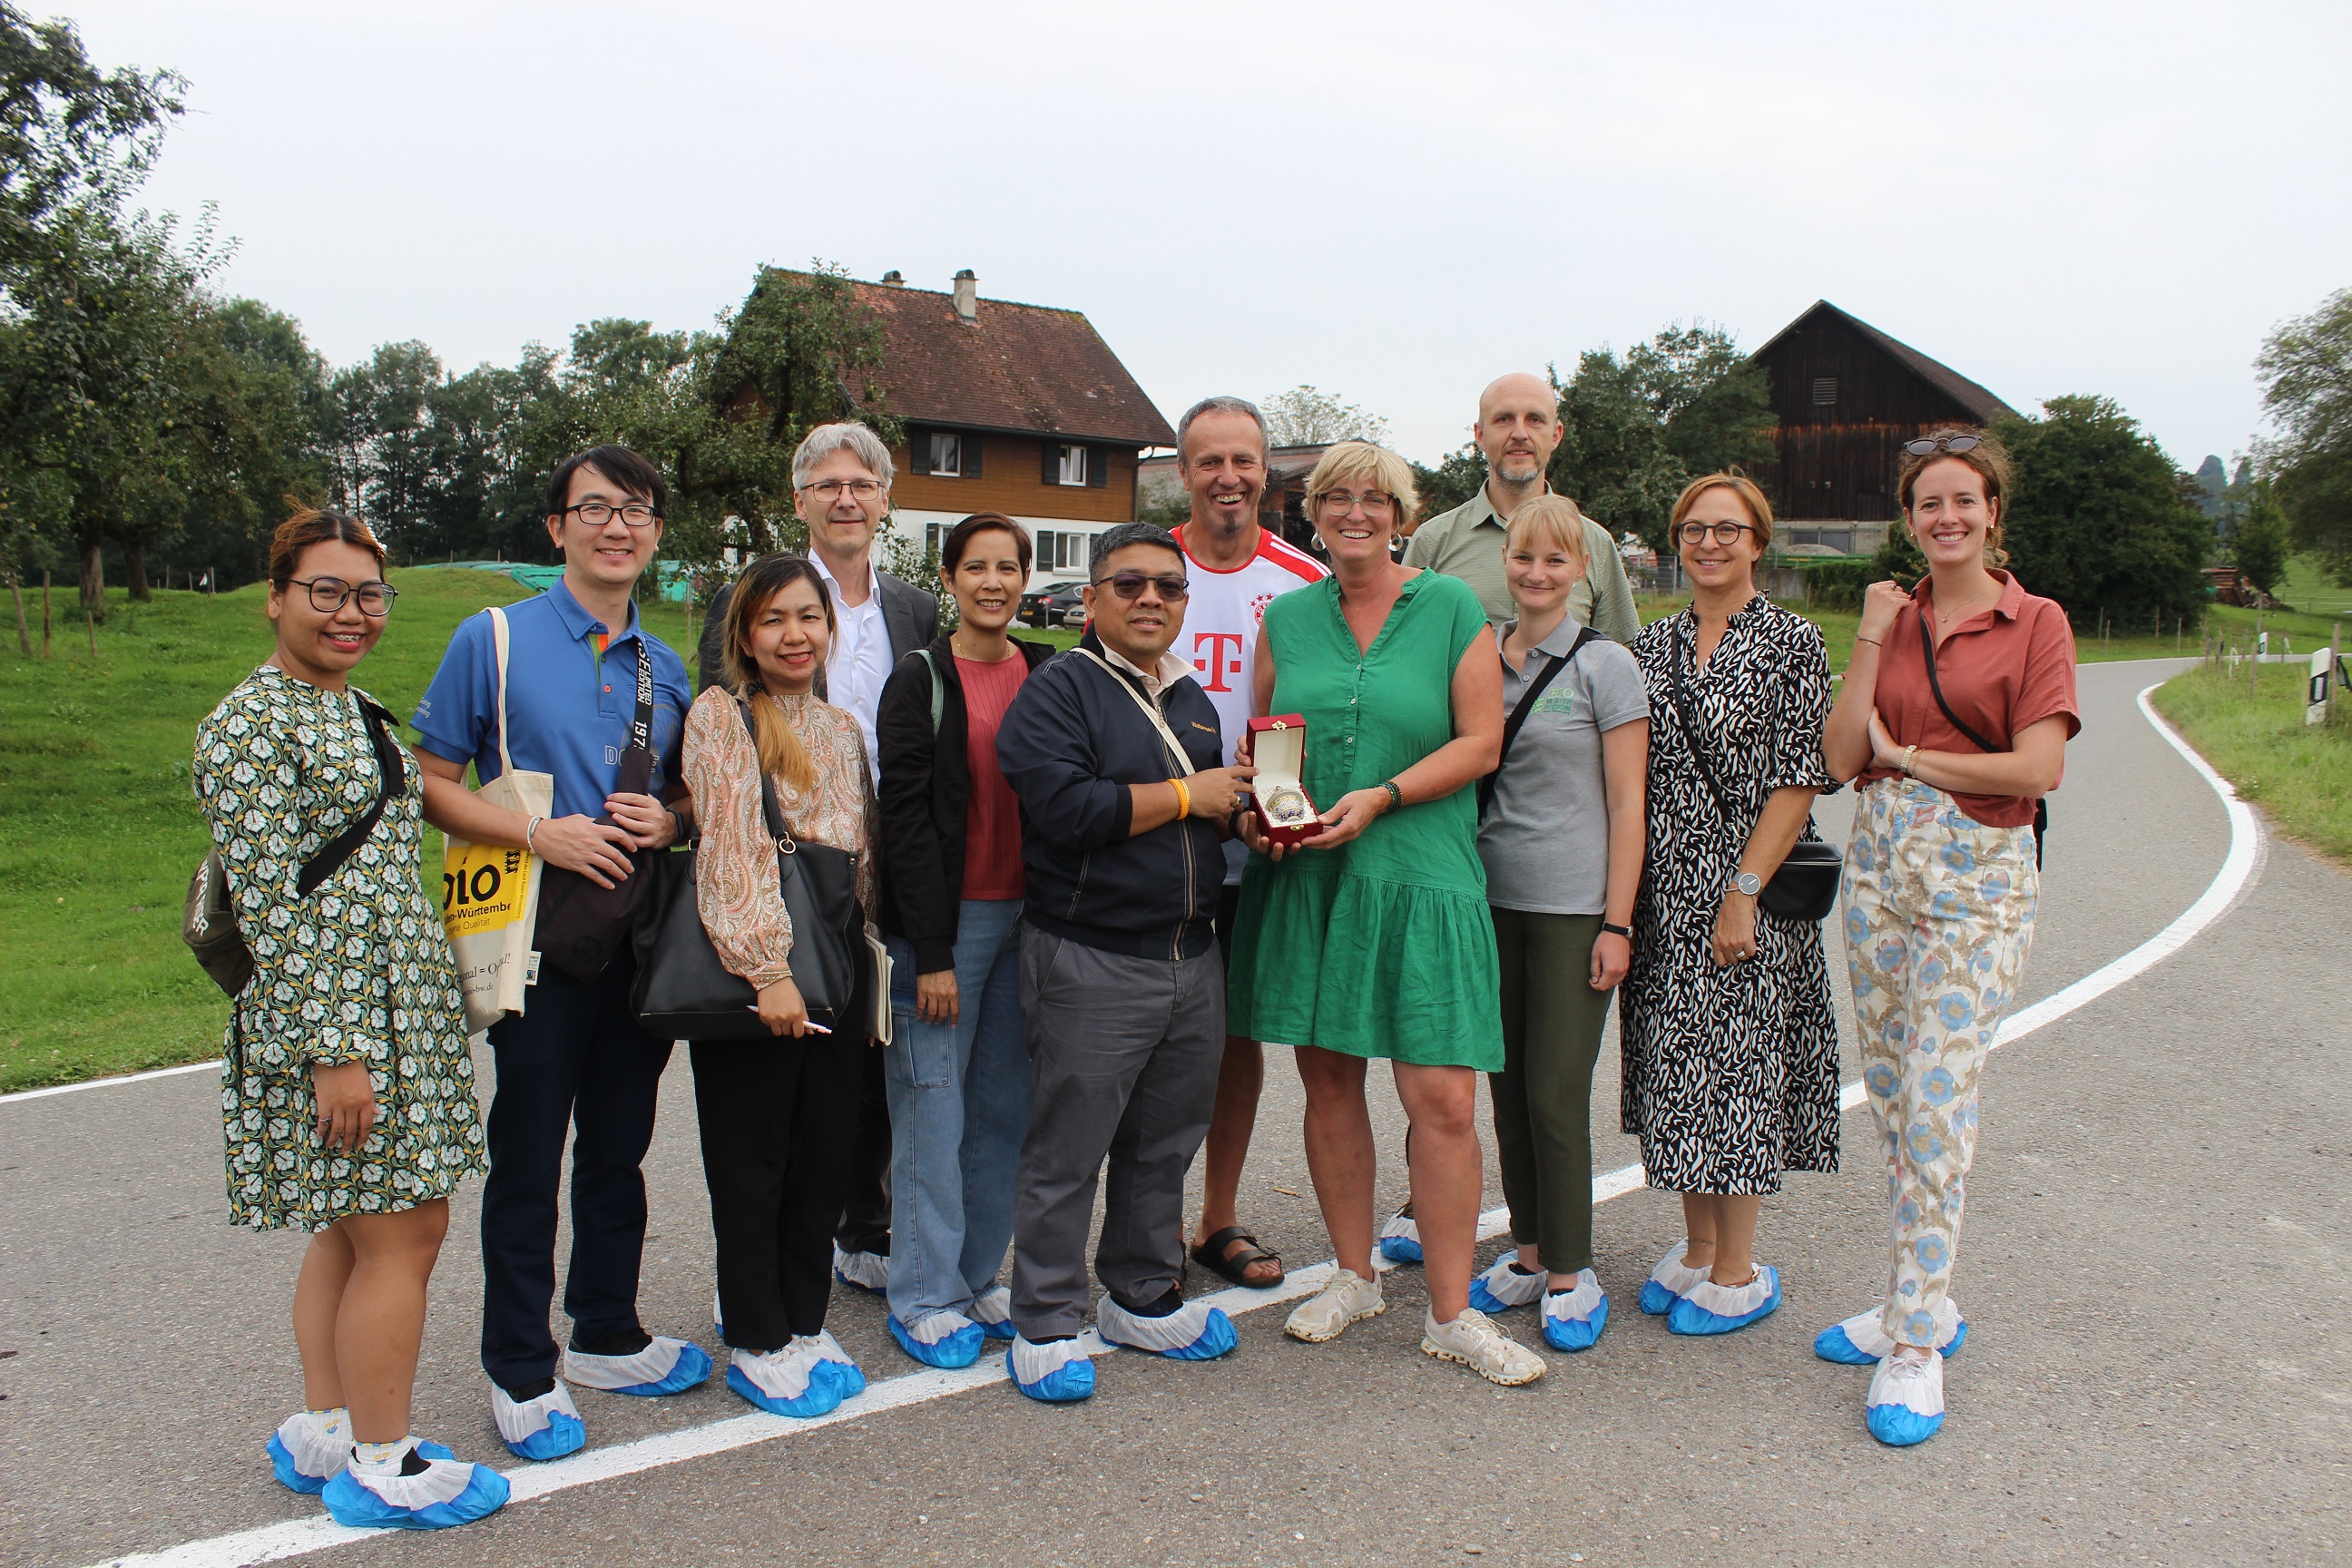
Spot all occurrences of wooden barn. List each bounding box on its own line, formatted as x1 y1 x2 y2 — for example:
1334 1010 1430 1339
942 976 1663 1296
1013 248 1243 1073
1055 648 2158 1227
1747 300 2019 554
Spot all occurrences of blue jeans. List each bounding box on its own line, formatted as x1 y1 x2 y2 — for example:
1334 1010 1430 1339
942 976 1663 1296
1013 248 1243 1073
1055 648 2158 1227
885 898 1033 1325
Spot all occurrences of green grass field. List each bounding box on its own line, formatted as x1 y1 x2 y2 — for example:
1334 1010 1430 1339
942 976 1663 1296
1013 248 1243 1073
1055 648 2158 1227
2151 655 2352 868
0 565 2330 1092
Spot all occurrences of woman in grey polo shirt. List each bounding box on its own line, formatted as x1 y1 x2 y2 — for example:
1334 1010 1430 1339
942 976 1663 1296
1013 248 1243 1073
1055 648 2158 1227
1471 496 1650 1351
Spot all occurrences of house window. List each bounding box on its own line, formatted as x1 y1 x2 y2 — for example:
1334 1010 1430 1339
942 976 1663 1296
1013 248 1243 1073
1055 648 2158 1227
925 523 949 561
1057 444 1089 487
1811 377 1838 406
928 432 962 477
1034 529 1087 573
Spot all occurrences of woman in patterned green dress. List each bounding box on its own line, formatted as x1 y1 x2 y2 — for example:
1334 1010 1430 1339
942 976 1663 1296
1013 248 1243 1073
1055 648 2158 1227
1226 442 1544 1387
191 510 503 1530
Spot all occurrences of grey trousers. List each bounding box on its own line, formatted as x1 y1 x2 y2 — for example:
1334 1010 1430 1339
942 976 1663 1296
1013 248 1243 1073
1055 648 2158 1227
1009 925 1225 1339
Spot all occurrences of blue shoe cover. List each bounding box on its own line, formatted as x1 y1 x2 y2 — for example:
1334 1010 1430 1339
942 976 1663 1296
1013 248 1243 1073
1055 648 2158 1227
1815 1306 1967 1365
972 1285 1018 1340
1640 1240 1708 1316
1377 1208 1423 1264
1466 1257 1544 1315
1666 1265 1781 1336
889 1312 985 1369
564 1337 711 1396
1095 1297 1237 1361
321 1454 509 1530
728 1360 841 1418
491 1381 584 1462
266 1427 338 1495
726 1333 864 1419
1007 1336 1096 1402
832 1243 891 1294
1539 1275 1610 1353
1866 1348 1945 1446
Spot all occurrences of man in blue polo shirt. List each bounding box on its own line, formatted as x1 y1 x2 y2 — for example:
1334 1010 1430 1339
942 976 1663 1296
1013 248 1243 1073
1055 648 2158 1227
414 444 708 1461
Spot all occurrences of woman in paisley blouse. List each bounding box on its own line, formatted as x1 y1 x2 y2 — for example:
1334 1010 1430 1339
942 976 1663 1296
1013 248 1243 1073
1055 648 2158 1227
1619 473 1839 1340
682 553 880 1419
191 509 504 1531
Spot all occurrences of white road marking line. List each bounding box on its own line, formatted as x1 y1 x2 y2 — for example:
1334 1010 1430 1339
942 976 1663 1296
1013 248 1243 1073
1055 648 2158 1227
1 1058 221 1104
85 681 2262 1568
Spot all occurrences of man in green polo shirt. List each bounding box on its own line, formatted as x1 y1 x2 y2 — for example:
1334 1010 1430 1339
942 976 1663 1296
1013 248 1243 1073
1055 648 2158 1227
1403 371 1642 642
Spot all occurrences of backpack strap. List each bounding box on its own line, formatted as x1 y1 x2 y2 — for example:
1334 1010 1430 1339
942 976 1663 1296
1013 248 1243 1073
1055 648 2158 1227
913 649 945 737
1478 625 1598 818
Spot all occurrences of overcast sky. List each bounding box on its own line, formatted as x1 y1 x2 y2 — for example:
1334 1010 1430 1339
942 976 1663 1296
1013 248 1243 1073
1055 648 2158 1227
61 0 2352 470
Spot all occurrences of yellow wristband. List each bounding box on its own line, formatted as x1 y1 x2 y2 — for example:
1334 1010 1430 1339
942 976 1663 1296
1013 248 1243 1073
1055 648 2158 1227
1903 744 1919 775
1171 778 1191 819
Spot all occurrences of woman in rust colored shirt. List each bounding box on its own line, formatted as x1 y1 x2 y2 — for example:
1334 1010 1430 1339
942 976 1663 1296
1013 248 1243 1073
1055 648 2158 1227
683 553 879 1420
1822 427 2079 1450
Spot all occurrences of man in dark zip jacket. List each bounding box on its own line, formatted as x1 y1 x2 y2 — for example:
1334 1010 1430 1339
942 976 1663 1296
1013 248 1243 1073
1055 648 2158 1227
991 523 1255 1402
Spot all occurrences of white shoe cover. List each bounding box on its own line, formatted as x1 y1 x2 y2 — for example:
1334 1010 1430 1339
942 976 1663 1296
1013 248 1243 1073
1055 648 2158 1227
491 1380 581 1448
1467 1255 1547 1312
1639 1240 1711 1313
1421 1307 1546 1387
270 1408 352 1488
1867 1347 1946 1446
1824 1298 1964 1361
970 1286 1014 1328
1008 1333 1093 1387
732 1332 856 1405
1095 1295 1236 1359
1285 1269 1387 1343
1377 1206 1423 1262
833 1244 891 1293
564 1335 708 1395
346 1447 479 1512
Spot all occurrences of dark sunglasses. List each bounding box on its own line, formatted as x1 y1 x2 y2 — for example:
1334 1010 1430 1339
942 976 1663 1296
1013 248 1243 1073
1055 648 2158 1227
1091 572 1191 602
1900 435 1983 457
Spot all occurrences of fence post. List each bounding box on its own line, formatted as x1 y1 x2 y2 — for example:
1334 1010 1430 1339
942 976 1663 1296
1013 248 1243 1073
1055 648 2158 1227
42 571 52 659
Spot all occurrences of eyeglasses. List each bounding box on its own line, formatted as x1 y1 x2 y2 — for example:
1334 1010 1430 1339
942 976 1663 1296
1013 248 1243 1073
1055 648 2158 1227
1899 435 1983 457
1317 489 1395 514
799 478 886 501
1091 572 1191 602
1676 521 1758 546
286 577 397 616
564 501 662 528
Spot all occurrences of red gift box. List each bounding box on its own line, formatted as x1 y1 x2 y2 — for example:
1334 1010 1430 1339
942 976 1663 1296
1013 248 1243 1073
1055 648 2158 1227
1247 714 1321 848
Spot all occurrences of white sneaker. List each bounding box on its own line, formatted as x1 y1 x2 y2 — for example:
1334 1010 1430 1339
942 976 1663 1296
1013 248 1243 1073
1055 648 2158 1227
1466 1255 1546 1313
1421 1306 1546 1386
1284 1269 1386 1343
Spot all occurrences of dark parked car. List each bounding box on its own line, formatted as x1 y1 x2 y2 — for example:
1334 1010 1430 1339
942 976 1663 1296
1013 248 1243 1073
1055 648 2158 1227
1020 580 1087 628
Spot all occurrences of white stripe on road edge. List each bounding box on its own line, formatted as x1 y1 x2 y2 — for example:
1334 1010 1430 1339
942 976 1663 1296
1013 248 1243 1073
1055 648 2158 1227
88 681 2261 1568
0 1058 221 1104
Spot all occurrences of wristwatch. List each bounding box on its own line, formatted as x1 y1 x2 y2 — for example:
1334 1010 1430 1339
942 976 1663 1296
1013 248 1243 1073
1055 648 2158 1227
1600 921 1632 939
1729 870 1763 897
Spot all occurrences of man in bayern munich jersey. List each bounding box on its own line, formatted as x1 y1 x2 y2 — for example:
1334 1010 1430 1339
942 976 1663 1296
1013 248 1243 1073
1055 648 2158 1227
1170 396 1328 1292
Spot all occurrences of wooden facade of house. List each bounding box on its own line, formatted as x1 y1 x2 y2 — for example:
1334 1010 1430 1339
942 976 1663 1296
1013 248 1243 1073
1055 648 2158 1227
1748 301 2018 549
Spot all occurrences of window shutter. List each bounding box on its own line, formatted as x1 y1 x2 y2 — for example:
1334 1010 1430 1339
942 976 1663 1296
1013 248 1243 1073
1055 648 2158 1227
1037 530 1057 569
965 433 983 479
1042 439 1061 485
908 426 931 475
1811 377 1838 406
1089 445 1110 488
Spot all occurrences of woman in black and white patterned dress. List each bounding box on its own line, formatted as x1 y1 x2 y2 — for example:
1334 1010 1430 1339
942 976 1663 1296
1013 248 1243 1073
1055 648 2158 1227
1620 473 1838 1338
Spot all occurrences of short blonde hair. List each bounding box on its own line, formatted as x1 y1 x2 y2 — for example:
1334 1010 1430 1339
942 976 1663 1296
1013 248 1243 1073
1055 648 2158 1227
1504 495 1590 567
1669 469 1775 550
1304 441 1419 533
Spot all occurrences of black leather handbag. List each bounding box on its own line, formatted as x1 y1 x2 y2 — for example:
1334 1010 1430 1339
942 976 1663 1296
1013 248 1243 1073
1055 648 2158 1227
1668 630 1841 924
630 701 864 1039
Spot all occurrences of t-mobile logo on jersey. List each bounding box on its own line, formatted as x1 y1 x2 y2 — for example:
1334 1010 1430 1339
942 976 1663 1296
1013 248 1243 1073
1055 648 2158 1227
1191 631 1246 692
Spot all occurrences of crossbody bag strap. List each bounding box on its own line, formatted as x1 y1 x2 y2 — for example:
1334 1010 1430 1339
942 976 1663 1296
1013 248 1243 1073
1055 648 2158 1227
487 605 515 778
1666 622 1743 831
1479 626 1596 818
295 696 406 897
1072 647 1192 776
732 697 796 850
628 624 655 756
1915 602 2001 753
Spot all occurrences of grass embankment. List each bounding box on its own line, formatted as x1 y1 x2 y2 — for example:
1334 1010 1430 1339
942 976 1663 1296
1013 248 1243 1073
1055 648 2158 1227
2151 658 2352 868
0 569 555 1093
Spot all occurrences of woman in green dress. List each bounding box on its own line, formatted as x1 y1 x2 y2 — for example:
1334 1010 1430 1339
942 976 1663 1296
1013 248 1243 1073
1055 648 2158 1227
191 509 504 1531
1228 442 1544 1387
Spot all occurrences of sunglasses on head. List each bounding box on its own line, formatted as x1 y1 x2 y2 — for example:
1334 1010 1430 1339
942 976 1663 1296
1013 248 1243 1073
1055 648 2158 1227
1900 435 1983 457
1091 572 1190 602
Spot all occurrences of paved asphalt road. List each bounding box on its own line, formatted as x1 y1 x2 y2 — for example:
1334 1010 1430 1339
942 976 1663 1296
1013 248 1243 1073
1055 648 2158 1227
5 658 2347 1567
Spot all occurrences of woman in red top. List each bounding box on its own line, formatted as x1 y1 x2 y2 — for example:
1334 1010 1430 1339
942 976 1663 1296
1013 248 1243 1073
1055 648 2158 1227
1822 428 2079 1449
874 513 1057 1368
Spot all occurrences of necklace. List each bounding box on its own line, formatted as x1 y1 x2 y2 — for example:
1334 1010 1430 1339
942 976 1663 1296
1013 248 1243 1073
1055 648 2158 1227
1936 580 1999 625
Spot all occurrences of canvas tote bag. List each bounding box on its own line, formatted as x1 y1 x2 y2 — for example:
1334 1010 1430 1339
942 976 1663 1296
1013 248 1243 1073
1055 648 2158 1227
440 605 555 1032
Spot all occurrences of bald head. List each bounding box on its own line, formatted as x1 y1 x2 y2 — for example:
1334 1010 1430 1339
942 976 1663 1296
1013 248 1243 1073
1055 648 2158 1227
1474 372 1562 488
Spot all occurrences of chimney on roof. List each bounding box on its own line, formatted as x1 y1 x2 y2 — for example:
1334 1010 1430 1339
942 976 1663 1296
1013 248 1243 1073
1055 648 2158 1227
952 269 977 322
879 270 904 287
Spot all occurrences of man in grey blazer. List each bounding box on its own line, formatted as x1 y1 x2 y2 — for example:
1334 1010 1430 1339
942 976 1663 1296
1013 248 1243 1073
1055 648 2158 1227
694 421 940 1293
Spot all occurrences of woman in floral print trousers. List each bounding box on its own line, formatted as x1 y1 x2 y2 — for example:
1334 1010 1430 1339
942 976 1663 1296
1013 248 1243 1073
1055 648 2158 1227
1823 428 2079 1449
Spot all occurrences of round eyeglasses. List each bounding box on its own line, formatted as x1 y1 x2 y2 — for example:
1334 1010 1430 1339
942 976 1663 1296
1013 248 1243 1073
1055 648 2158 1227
285 577 397 616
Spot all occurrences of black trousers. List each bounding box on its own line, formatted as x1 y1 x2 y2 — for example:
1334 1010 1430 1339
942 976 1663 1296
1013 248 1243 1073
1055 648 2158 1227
479 954 673 1389
692 1034 864 1348
834 1047 894 1256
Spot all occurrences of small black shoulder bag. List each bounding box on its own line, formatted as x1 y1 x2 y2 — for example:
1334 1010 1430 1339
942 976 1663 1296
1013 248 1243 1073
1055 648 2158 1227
1916 603 2048 868
1667 626 1841 923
